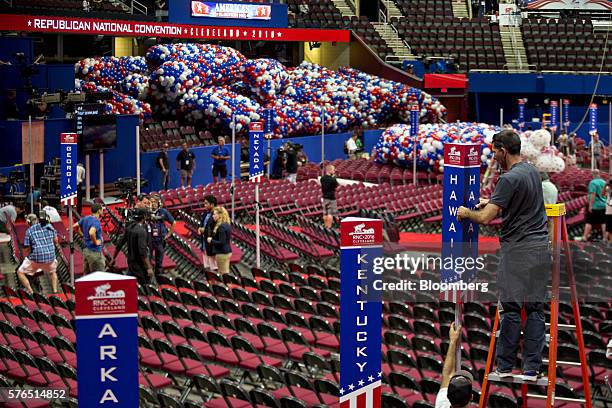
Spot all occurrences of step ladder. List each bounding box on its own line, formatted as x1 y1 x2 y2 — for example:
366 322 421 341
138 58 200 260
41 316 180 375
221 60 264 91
478 203 593 408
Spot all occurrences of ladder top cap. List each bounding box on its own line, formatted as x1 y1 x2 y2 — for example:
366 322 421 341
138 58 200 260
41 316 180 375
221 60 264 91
545 203 566 217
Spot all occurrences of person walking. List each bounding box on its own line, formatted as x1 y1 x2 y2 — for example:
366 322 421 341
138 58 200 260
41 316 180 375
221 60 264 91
284 142 298 184
345 133 358 159
581 169 606 241
198 195 218 272
606 179 612 242
74 203 105 273
588 132 605 170
177 142 196 188
211 136 230 183
149 196 175 278
458 129 551 382
321 165 339 228
157 143 170 190
16 211 59 294
207 206 232 275
111 208 153 284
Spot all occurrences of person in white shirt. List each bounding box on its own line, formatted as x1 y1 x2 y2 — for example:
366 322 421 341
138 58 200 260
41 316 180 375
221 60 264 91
41 201 62 223
346 133 358 159
540 173 558 205
435 323 473 408
77 163 85 215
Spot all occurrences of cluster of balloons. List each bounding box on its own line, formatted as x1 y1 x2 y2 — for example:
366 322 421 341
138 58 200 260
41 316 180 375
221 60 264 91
240 58 290 102
74 43 446 134
520 129 566 173
374 122 499 173
77 80 152 119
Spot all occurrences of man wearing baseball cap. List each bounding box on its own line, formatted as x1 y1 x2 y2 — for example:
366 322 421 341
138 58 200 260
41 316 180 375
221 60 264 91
435 322 473 408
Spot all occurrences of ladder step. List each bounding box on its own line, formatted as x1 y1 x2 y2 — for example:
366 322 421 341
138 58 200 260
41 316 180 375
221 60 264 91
487 372 549 386
543 359 582 366
547 285 572 290
545 323 576 329
526 394 587 403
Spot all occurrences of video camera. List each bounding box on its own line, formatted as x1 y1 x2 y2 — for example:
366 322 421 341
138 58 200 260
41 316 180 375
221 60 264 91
124 207 164 224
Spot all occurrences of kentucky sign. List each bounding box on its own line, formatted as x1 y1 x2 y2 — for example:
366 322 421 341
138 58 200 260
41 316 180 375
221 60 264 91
340 218 383 407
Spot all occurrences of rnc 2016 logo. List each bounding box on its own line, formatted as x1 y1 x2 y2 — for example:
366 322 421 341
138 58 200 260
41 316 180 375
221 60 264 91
467 146 481 166
446 145 462 165
341 220 382 246
61 133 76 144
87 283 127 314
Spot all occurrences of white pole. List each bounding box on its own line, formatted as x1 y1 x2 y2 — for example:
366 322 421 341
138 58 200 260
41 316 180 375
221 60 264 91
499 108 504 128
591 133 595 171
69 205 74 285
85 153 91 201
255 184 260 269
267 137 271 179
28 116 34 214
231 114 236 222
455 302 462 370
136 126 141 196
99 149 104 200
321 107 325 174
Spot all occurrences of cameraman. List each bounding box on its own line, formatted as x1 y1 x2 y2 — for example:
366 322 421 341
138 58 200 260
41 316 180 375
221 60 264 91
112 208 153 284
149 196 175 278
284 142 298 184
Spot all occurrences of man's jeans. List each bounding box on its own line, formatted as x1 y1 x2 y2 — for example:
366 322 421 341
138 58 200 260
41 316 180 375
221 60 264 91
497 242 551 372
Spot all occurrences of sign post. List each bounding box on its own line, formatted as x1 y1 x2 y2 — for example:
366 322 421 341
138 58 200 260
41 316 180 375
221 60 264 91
321 107 326 174
589 103 598 170
231 114 236 221
442 143 481 369
563 99 570 131
60 133 78 285
75 272 138 407
550 101 558 143
518 99 525 130
264 108 275 178
410 105 419 186
339 217 383 408
249 122 264 269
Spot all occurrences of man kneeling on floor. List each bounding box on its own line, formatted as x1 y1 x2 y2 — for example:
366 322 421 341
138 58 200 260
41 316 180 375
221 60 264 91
17 211 59 294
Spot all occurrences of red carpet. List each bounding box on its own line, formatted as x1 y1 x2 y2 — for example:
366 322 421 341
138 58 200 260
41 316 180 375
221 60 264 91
399 232 500 254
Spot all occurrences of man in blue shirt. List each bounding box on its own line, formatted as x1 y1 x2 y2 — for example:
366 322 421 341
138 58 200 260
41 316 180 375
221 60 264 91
211 136 230 183
74 203 106 274
149 195 175 278
17 211 59 293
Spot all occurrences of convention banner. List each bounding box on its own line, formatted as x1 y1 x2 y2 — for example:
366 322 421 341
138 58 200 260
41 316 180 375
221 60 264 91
340 218 383 408
518 99 525 129
0 14 350 42
191 1 272 19
563 99 570 128
589 103 598 133
550 101 558 131
60 133 78 207
249 122 264 182
75 272 138 407
264 108 275 137
441 143 481 302
526 0 611 9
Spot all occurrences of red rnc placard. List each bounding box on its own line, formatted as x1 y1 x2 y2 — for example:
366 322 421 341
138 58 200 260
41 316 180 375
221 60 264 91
340 218 383 247
444 143 481 168
75 272 138 317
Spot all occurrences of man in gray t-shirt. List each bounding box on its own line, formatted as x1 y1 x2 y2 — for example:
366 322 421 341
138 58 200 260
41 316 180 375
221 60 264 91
0 204 22 234
458 130 551 382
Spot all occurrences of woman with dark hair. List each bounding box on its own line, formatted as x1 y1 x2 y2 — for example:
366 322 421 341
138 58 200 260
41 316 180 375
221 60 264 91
207 206 232 274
